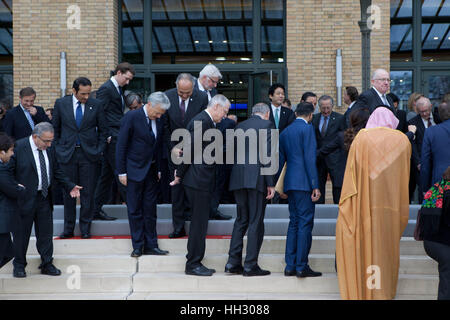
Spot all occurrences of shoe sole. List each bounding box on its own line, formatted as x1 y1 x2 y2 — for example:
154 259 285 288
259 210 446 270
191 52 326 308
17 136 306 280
185 271 213 276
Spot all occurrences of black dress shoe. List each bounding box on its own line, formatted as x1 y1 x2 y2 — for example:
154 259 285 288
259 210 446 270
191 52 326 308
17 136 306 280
143 247 169 255
296 266 322 278
211 211 232 220
185 265 214 276
243 266 271 277
81 234 91 239
224 263 244 275
93 209 117 221
284 269 296 276
13 268 26 278
40 264 62 276
168 229 186 239
131 248 143 258
59 233 74 239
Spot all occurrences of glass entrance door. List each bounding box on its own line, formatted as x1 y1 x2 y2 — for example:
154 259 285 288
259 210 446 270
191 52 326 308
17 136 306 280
422 70 450 108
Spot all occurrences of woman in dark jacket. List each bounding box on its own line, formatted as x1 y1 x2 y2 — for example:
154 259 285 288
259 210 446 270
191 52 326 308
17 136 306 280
423 166 450 300
0 133 25 268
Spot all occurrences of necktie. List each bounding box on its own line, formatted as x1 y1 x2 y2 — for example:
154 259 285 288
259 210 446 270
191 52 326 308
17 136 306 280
427 118 432 128
118 86 125 111
24 109 35 130
38 150 48 198
149 119 155 140
382 94 389 106
76 101 83 145
274 108 280 129
179 100 186 121
321 116 328 136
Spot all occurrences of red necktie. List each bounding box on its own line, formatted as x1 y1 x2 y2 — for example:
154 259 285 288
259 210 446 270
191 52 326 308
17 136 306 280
179 100 186 121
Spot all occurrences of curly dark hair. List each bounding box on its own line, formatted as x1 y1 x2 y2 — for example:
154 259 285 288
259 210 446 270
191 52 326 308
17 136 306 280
343 107 370 152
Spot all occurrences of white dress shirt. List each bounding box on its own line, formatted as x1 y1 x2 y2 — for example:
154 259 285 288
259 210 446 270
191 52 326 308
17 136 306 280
422 113 435 129
204 109 216 127
143 106 157 139
372 87 390 107
197 79 212 101
72 95 85 118
110 76 125 106
29 136 50 191
178 95 190 113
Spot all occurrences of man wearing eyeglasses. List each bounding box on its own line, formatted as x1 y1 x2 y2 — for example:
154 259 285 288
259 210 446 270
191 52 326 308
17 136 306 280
195 64 222 102
352 69 395 114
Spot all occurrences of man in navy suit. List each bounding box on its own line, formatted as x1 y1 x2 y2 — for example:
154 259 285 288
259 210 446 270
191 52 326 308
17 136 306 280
279 102 322 278
53 77 108 239
3 87 50 140
93 62 135 221
420 100 450 193
116 92 171 258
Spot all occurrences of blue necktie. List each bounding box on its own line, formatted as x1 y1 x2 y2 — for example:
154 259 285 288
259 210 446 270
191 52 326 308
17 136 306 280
118 86 125 111
76 101 83 145
24 109 35 130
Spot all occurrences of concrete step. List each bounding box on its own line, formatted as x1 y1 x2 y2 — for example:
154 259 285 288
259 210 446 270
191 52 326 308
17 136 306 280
25 236 428 256
0 255 136 274
137 253 437 275
0 293 130 300
52 204 422 220
44 218 419 237
127 292 436 300
0 273 132 294
132 272 439 296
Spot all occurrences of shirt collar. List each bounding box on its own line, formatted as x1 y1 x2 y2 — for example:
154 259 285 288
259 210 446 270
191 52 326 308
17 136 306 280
110 76 120 89
348 101 356 109
29 135 39 152
197 79 207 92
72 95 83 106
296 117 308 124
372 86 385 99
204 109 215 125
20 104 28 113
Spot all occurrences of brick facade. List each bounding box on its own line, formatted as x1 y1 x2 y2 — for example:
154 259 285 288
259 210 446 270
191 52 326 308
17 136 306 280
13 0 119 108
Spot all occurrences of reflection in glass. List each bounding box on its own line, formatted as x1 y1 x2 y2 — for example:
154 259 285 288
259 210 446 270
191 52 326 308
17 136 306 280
390 0 413 18
261 0 284 63
0 73 13 106
422 0 450 17
0 0 12 65
151 0 253 64
390 0 413 62
421 0 450 61
390 71 413 111
121 0 144 64
426 74 450 108
124 77 152 104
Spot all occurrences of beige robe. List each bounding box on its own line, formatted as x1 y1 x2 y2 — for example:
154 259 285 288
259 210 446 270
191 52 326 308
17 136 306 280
336 127 411 300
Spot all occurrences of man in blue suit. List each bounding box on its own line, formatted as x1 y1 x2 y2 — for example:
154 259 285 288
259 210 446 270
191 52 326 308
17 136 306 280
421 100 450 193
279 102 322 278
116 92 171 258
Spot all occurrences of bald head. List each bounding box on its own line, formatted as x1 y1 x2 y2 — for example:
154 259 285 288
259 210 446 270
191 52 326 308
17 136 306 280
371 69 390 95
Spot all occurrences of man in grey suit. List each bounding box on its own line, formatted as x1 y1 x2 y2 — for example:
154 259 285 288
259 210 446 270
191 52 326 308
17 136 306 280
225 103 276 276
52 77 107 238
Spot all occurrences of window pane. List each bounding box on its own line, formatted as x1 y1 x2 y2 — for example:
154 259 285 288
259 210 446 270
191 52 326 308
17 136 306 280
390 0 412 62
422 0 450 17
390 70 413 111
261 0 284 63
0 0 12 65
152 0 253 64
422 23 450 61
121 0 144 64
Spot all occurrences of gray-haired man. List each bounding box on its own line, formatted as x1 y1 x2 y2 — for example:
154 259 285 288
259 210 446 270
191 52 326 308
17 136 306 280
195 64 222 102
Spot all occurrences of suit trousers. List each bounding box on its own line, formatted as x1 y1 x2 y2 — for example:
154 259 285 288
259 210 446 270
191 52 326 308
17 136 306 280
93 139 127 211
317 160 341 204
126 163 159 250
227 189 266 269
13 192 53 268
60 148 96 235
286 190 315 272
0 233 14 269
169 158 191 232
185 186 211 270
424 240 450 300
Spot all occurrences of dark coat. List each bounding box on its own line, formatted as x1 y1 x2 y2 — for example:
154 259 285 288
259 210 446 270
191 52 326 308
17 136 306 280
0 162 25 233
268 105 295 133
3 105 50 140
352 87 395 113
96 79 125 138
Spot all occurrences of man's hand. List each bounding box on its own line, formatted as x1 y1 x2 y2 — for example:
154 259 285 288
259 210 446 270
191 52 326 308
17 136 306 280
170 170 181 186
157 172 162 182
408 125 417 134
266 187 275 200
119 175 127 186
107 136 112 144
27 106 37 116
171 147 183 158
279 192 288 199
417 164 421 171
311 188 321 202
69 185 83 198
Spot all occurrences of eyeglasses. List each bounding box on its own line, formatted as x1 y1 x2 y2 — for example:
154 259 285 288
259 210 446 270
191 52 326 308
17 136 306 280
374 78 391 83
208 76 219 85
37 136 54 144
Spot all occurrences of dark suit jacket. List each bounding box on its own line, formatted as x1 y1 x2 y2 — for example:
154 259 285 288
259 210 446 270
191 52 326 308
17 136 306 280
116 108 163 182
317 131 346 187
8 137 75 214
312 111 345 172
52 95 108 164
279 119 319 192
420 119 450 192
0 162 26 233
394 108 408 133
268 105 295 133
96 79 125 138
177 110 216 192
3 105 50 140
163 87 208 151
408 114 427 165
229 115 275 193
352 88 394 114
